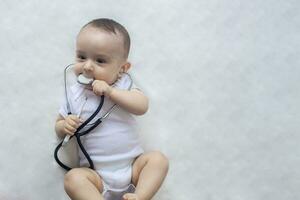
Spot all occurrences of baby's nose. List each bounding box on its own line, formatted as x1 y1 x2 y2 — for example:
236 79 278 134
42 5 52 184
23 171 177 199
83 60 94 71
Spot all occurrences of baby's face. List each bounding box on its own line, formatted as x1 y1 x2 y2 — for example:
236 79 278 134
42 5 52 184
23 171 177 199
74 26 129 85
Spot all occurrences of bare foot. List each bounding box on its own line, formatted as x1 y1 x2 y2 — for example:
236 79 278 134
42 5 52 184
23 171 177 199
122 193 140 200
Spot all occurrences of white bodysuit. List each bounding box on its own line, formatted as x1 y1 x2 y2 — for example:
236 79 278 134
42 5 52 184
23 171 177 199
59 73 144 199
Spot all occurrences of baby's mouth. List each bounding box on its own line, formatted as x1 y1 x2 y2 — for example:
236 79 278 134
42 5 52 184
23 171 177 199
77 74 94 85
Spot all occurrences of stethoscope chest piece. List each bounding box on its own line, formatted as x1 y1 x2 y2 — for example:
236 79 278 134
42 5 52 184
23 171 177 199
77 74 94 85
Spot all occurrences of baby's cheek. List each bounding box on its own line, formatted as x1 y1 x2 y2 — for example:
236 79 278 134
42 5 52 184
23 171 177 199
107 73 119 85
73 64 82 76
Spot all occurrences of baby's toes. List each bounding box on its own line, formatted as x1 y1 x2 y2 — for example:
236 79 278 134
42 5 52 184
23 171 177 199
122 193 139 200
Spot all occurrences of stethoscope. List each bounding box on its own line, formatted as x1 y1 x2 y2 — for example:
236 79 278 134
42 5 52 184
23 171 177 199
54 63 133 171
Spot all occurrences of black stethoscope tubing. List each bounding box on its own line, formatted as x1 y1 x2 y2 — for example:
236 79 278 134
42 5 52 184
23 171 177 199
54 63 105 171
54 64 133 171
54 95 104 171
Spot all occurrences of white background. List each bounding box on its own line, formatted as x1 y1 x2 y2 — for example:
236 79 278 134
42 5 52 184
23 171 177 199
0 0 299 199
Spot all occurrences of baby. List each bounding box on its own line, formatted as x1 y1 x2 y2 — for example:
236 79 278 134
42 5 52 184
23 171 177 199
55 18 169 200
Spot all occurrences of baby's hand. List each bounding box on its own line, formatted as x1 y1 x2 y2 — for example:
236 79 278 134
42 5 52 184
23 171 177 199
92 80 112 97
62 115 82 136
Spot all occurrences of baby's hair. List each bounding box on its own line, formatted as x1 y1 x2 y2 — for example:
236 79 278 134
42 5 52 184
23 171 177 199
82 18 130 59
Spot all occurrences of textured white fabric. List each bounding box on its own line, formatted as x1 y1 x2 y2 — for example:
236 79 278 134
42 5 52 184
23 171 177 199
2 1 299 199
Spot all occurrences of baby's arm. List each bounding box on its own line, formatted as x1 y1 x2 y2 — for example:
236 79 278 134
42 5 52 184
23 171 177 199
92 80 149 115
109 88 149 115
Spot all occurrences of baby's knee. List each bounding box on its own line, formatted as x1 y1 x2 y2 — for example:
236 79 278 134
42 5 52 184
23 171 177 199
64 168 87 192
150 151 169 171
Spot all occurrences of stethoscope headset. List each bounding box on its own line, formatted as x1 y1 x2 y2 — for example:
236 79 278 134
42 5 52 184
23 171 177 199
54 63 133 171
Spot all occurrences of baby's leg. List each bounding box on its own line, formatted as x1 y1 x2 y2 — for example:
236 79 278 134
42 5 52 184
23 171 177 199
124 151 169 200
64 167 104 200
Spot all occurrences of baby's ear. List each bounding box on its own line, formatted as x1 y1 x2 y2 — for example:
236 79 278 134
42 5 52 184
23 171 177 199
121 62 131 73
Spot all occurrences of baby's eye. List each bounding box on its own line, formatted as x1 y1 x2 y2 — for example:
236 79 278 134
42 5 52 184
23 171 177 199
77 55 86 60
96 58 106 64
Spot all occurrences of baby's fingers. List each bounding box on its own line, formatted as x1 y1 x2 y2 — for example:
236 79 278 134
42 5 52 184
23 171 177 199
68 115 82 124
65 120 79 130
63 124 76 136
66 117 81 128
